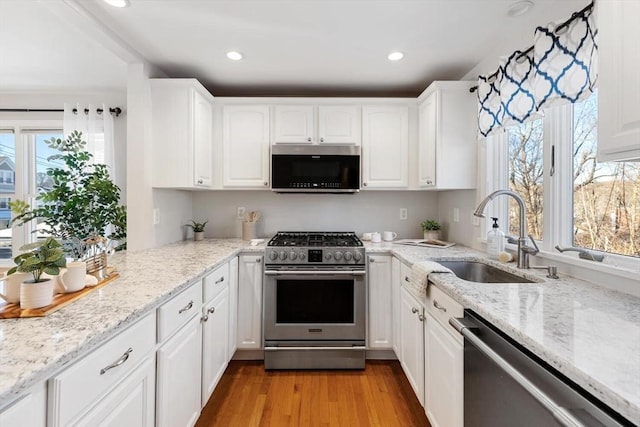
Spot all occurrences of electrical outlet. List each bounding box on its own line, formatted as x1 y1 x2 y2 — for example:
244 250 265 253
453 207 460 223
399 208 408 220
153 208 160 225
237 207 245 219
471 213 480 227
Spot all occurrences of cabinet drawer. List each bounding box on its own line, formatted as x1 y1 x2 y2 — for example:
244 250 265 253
426 285 463 340
203 262 229 304
49 313 156 427
158 282 202 343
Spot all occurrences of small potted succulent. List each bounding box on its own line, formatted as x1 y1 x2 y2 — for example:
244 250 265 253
421 219 442 241
185 220 208 241
8 237 67 309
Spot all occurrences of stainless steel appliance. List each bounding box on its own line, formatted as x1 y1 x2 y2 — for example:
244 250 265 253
450 311 631 427
271 144 360 193
264 232 366 369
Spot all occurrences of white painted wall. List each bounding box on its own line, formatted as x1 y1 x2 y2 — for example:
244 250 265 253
437 190 480 249
192 191 438 240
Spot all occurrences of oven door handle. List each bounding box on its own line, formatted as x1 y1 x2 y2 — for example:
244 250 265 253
264 270 366 276
449 317 586 427
264 346 367 351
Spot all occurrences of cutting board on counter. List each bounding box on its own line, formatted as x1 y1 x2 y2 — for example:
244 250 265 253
0 271 119 319
394 239 456 248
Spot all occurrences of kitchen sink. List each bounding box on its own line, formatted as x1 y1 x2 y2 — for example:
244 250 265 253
436 260 535 284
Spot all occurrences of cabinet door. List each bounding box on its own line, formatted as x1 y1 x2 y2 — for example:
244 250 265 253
0 382 46 427
157 314 202 427
274 105 315 143
228 256 239 359
362 105 409 189
77 356 155 427
193 89 213 187
223 105 270 188
368 255 393 349
400 286 425 405
418 94 437 187
202 287 229 406
237 255 263 349
425 316 463 427
597 0 640 161
391 257 401 356
318 105 361 144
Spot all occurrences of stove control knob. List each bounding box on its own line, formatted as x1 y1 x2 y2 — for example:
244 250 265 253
269 252 278 261
353 252 363 262
344 252 353 261
325 253 333 260
279 251 287 260
289 252 298 260
334 251 343 261
299 252 306 260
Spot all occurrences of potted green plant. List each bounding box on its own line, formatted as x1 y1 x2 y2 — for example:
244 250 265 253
185 220 208 241
8 237 66 309
421 219 441 240
9 130 126 268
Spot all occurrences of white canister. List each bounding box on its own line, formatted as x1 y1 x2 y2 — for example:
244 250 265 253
20 279 55 310
55 261 87 294
370 232 381 243
382 231 398 241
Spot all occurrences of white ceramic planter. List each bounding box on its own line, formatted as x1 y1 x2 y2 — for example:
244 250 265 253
423 230 441 240
20 279 55 309
194 231 205 241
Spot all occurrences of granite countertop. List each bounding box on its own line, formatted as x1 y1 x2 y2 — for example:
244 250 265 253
0 239 638 424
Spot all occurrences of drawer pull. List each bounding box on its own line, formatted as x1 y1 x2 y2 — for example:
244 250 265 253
418 314 426 322
215 276 224 284
100 348 133 375
208 306 216 314
404 276 410 282
202 314 209 322
433 300 447 312
178 300 194 314
411 307 419 314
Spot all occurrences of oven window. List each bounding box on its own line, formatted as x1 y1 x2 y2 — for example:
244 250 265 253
276 280 354 323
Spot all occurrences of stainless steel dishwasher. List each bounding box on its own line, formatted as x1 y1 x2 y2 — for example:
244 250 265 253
450 311 633 427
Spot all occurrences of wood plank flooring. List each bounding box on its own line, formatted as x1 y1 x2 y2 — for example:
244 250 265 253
196 360 431 427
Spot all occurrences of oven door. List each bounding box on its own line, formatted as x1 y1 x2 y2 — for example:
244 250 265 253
263 268 366 342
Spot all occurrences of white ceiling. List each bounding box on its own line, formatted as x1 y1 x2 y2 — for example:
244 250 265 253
1 0 589 97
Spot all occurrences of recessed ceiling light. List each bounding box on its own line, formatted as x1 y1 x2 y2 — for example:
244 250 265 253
507 0 534 17
388 51 404 61
103 0 129 7
226 51 244 61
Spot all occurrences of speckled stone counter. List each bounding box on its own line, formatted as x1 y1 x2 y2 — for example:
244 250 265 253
1 239 638 424
367 241 640 424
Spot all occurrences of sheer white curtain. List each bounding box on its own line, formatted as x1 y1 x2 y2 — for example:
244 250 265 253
63 103 116 181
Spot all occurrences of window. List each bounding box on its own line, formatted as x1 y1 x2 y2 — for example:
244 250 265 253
507 118 544 240
0 130 16 259
572 93 639 257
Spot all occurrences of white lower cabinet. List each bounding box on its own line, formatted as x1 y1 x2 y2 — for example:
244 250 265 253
0 382 46 427
237 254 263 349
367 254 393 349
399 285 425 405
157 313 203 427
76 356 156 427
228 256 239 359
391 257 401 356
201 287 229 406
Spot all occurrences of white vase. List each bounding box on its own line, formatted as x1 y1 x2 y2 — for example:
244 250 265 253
423 230 440 241
20 279 55 310
194 231 205 241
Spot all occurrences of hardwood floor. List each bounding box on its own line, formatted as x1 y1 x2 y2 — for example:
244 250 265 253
196 360 431 427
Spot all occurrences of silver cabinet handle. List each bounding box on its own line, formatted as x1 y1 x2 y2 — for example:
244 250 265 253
369 258 375 263
320 137 324 142
404 276 410 282
307 137 312 142
197 179 203 185
215 276 224 284
100 348 133 375
411 307 419 314
418 314 426 322
178 300 193 314
363 182 368 186
264 181 268 186
202 314 209 322
433 300 447 312
208 306 216 314
449 318 585 427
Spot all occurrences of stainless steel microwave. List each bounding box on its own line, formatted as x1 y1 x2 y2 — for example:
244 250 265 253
271 145 361 193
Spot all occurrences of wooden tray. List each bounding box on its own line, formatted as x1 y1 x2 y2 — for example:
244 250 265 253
0 271 119 319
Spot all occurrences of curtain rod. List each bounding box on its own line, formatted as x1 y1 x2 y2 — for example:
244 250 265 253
0 107 122 117
468 1 595 93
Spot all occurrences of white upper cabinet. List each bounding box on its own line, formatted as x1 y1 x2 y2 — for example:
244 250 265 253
418 81 477 189
597 0 640 162
222 105 270 188
274 105 361 145
151 79 213 189
362 105 409 189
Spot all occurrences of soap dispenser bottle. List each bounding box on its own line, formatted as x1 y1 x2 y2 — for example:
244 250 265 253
487 217 505 259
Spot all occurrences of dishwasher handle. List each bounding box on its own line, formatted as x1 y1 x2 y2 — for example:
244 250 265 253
449 317 586 427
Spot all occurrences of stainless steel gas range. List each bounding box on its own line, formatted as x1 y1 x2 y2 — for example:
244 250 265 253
263 232 366 370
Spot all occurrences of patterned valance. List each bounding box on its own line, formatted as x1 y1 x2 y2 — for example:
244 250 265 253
477 3 597 138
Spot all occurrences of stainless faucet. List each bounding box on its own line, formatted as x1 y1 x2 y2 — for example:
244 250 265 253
474 189 539 269
555 245 605 262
